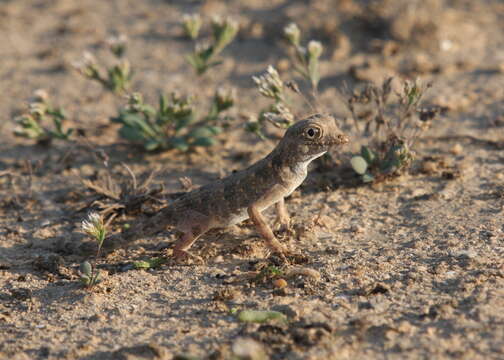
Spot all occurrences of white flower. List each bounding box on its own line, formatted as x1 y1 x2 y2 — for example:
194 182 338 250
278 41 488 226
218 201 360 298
284 23 300 46
307 40 323 58
82 212 104 238
253 66 284 100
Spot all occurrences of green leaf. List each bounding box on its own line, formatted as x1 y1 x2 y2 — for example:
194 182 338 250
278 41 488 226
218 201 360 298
169 137 189 152
351 156 368 175
159 94 168 114
360 146 376 164
80 261 92 276
237 310 287 324
80 275 91 286
362 173 375 183
174 114 194 131
188 126 221 139
119 126 147 142
192 137 217 147
144 139 162 151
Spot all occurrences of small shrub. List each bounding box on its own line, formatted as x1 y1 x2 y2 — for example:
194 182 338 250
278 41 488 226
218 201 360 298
346 77 437 183
73 34 132 94
182 15 238 75
111 89 234 152
13 90 73 144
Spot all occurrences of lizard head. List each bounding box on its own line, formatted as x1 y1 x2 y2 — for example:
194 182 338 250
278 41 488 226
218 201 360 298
281 113 349 162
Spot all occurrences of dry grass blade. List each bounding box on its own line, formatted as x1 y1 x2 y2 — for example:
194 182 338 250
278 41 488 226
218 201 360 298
82 175 121 201
81 166 164 217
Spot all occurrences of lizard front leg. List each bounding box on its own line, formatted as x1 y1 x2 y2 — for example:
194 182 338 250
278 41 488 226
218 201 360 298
247 205 288 256
275 198 291 231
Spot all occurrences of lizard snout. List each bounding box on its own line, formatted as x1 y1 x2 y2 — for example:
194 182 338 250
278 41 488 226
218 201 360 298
333 133 349 145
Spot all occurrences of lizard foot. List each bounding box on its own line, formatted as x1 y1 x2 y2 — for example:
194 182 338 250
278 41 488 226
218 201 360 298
274 225 295 239
267 251 290 265
173 249 204 265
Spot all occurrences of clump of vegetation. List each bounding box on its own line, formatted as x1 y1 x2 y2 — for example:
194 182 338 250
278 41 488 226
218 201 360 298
182 14 238 75
13 90 73 144
346 77 437 183
79 212 107 288
111 89 234 151
283 22 324 93
249 22 325 139
73 34 132 94
247 66 296 138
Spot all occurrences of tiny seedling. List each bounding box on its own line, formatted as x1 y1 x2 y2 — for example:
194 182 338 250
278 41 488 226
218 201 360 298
284 22 324 93
346 77 437 183
79 212 107 288
13 90 73 144
183 15 238 75
111 89 234 152
73 34 132 94
79 261 100 288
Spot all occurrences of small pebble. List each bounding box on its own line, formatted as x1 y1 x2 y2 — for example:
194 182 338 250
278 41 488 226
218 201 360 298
273 278 287 288
450 143 463 155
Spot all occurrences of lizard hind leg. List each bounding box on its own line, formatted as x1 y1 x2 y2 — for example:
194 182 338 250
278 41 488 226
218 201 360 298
172 225 207 264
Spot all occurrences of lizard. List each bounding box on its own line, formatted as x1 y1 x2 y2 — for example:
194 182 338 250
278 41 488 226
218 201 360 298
106 113 348 261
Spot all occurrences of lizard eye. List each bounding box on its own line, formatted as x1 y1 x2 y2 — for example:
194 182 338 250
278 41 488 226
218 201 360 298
304 126 321 140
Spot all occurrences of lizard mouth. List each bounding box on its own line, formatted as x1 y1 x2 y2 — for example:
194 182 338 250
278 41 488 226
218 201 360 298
304 134 349 147
332 134 349 145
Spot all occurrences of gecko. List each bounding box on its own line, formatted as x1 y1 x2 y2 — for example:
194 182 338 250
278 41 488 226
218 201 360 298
108 113 348 261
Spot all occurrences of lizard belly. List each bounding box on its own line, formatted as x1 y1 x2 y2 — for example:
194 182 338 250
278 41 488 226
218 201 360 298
219 173 308 227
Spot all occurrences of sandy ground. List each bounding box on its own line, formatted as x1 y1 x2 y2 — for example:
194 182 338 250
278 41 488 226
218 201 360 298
1 0 503 359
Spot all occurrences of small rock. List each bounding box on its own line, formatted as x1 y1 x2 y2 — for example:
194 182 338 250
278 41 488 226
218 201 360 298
421 160 438 174
272 278 287 289
113 343 168 360
349 225 365 234
10 288 32 301
231 337 266 360
450 143 463 155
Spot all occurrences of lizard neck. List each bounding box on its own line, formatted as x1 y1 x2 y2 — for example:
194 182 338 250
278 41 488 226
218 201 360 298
267 143 326 184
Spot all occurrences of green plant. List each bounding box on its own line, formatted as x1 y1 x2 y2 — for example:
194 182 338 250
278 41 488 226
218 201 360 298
183 15 238 75
283 23 324 93
73 34 132 94
13 90 73 143
346 78 436 183
254 264 283 283
248 66 295 138
182 14 202 40
111 89 234 152
80 212 107 288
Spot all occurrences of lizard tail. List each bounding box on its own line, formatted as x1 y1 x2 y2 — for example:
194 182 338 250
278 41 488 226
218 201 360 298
102 206 176 252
